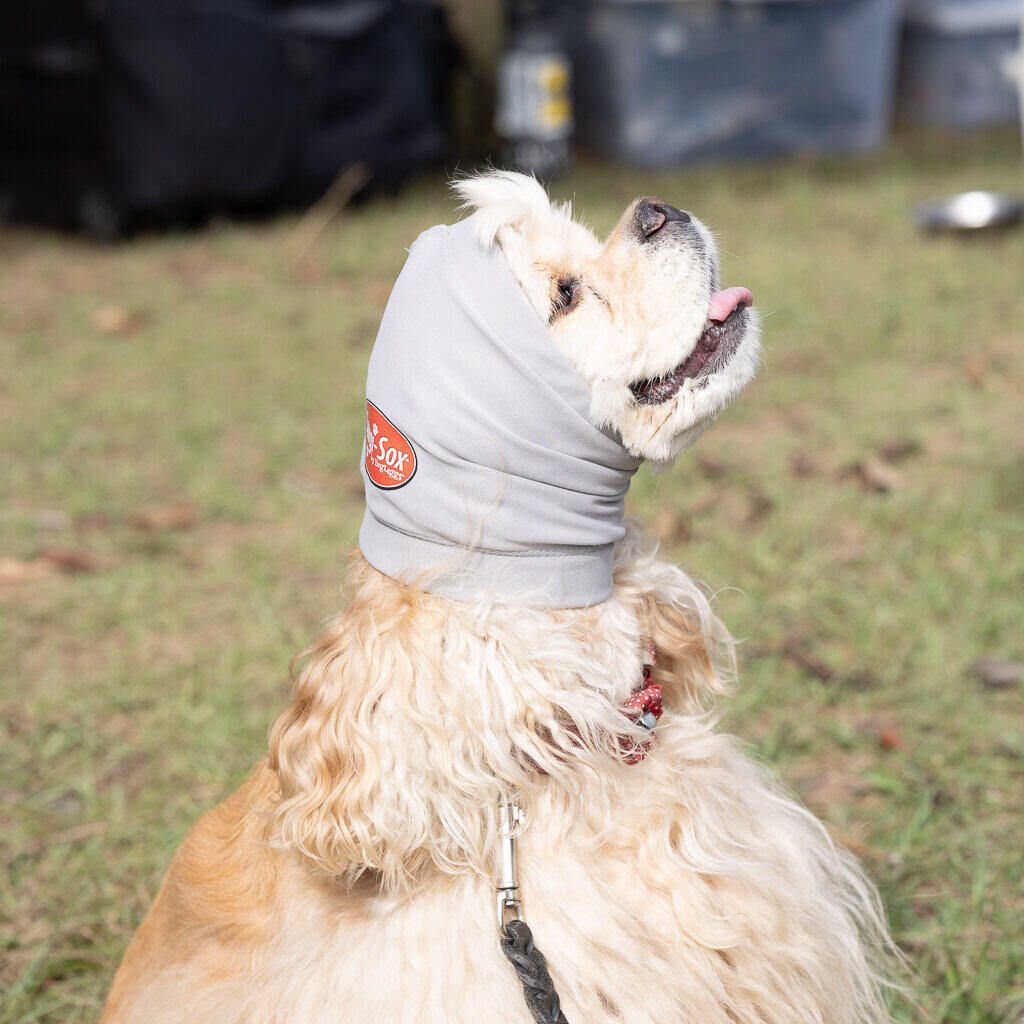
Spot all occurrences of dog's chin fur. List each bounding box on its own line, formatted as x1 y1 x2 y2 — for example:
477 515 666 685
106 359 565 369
103 529 896 1024
452 171 763 467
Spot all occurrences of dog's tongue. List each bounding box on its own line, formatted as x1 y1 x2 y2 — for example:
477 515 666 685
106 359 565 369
708 286 753 323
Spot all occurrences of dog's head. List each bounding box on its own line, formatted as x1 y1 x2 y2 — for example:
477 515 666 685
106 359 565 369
454 172 761 467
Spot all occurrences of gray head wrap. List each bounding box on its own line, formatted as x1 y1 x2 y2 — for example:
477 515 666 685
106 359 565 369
359 218 642 608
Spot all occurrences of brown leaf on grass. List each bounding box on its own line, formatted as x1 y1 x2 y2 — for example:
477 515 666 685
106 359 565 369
1 547 101 582
343 315 381 352
695 453 728 479
91 305 146 336
841 456 903 494
789 452 818 478
845 669 879 691
877 437 923 464
876 726 905 752
131 503 198 533
745 490 775 526
782 636 835 683
0 557 55 584
970 657 1023 691
763 633 877 689
40 546 99 573
650 507 692 546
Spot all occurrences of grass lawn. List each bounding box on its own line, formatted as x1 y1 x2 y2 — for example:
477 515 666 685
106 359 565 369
2 132 1022 1023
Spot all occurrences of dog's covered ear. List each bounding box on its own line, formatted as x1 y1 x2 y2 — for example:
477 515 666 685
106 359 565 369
452 170 562 248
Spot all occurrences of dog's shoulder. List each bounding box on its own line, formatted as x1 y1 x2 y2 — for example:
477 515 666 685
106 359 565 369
167 760 282 938
101 763 283 1021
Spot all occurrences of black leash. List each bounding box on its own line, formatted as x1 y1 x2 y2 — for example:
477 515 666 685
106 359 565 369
501 919 570 1024
496 800 570 1024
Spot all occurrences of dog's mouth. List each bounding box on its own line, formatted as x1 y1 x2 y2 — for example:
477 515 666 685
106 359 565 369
629 287 753 407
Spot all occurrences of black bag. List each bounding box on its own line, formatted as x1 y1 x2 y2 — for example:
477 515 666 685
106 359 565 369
0 0 111 230
0 0 448 233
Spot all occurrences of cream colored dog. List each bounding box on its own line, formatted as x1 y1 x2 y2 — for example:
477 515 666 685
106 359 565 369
102 174 894 1023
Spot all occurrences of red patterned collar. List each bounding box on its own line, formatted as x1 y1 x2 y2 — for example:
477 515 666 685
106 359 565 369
620 656 663 764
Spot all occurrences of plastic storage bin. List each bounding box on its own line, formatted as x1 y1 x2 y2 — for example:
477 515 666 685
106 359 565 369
899 0 1022 128
560 0 901 166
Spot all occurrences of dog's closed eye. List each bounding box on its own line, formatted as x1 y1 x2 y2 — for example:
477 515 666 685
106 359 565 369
551 276 582 319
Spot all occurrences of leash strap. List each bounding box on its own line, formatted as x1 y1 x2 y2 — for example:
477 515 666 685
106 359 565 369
501 919 570 1024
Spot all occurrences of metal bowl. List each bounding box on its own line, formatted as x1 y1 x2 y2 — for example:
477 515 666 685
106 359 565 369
914 191 1024 233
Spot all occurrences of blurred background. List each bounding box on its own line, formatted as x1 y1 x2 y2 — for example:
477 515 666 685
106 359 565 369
1 1 1022 1021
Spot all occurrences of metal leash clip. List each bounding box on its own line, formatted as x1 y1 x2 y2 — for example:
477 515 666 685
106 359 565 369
495 797 571 1023
496 798 525 930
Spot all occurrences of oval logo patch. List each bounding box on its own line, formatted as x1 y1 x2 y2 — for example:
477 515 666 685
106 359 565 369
364 400 417 490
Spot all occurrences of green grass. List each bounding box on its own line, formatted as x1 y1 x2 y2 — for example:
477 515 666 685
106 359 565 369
2 132 1023 1022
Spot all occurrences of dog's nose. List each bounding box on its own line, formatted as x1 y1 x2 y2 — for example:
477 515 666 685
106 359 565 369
637 199 691 239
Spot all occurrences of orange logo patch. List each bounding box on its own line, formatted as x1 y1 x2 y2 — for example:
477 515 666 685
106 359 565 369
364 400 417 490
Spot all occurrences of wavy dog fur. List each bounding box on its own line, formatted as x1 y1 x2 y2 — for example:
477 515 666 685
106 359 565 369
104 527 896 1023
268 527 728 891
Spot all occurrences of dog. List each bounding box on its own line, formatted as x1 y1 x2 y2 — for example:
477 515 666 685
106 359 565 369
102 173 895 1023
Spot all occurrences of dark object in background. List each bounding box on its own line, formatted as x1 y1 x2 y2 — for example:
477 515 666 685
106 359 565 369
899 0 1021 128
0 0 449 235
560 0 901 166
0 1 111 232
495 0 572 180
